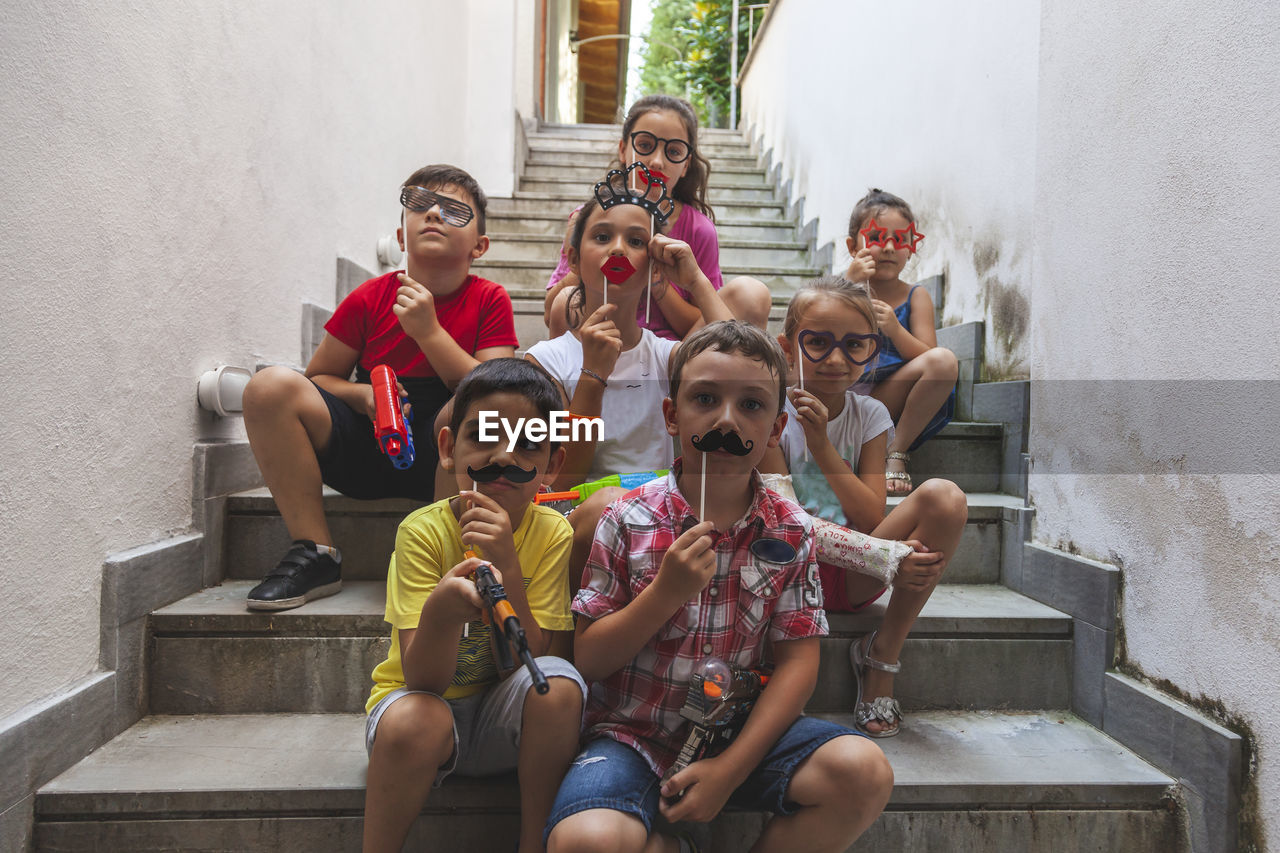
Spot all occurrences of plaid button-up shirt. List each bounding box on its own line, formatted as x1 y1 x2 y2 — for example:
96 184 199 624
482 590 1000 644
573 464 827 777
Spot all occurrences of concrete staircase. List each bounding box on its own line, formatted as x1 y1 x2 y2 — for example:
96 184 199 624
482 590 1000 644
32 124 1188 852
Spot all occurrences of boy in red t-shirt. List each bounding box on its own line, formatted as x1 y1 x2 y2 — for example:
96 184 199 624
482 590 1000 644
242 164 518 611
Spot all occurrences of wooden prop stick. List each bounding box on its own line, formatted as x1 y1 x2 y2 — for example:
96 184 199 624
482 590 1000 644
647 212 654 324
798 354 809 463
462 479 478 639
700 452 707 522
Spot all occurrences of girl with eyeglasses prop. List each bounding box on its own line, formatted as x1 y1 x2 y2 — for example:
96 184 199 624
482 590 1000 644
758 275 967 740
543 95 771 342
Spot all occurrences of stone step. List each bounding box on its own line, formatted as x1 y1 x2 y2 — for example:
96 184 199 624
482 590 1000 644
223 474 1014 587
488 194 788 222
486 210 800 242
520 177 779 204
523 145 760 167
526 136 756 158
34 711 1179 852
523 161 771 186
527 125 747 145
509 300 790 348
147 582 1068 715
483 232 815 270
476 257 821 293
506 287 792 345
814 584 1070 712
534 123 753 143
905 420 1002 494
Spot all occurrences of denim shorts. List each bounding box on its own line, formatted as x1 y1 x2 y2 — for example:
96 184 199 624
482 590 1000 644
366 656 587 787
544 715 861 842
860 364 956 451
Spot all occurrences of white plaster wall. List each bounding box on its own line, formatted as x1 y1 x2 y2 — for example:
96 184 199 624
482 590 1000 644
514 0 540 121
738 0 1040 377
545 0 580 124
0 0 517 722
1031 0 1280 841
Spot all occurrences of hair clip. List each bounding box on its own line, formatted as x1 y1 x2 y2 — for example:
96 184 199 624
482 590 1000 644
594 162 676 226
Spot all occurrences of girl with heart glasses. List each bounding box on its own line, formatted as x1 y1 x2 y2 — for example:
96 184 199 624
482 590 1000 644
760 275 967 739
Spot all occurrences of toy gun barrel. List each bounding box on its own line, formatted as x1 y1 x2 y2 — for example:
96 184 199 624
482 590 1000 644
473 561 549 694
371 364 414 469
534 490 580 504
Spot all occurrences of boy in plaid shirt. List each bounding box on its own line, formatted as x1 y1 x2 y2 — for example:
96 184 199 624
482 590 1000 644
545 322 893 853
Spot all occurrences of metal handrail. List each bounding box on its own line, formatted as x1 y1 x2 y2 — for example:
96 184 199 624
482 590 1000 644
570 32 683 57
730 2 770 129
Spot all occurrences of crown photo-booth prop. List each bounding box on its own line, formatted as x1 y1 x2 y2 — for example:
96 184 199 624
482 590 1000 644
594 162 676 226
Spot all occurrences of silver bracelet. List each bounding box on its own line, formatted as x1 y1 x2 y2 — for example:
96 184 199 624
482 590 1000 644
580 367 608 388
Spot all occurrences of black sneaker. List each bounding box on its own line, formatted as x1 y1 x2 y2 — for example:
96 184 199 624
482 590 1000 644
246 540 342 611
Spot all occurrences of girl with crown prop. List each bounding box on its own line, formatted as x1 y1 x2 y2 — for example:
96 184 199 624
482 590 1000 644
525 163 735 590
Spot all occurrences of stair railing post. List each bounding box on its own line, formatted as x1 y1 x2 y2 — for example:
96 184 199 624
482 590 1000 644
730 0 739 129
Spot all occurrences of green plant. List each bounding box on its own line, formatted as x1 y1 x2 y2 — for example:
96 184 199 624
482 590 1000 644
639 0 767 127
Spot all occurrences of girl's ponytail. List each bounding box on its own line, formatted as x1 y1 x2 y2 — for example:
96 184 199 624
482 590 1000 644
848 188 915 238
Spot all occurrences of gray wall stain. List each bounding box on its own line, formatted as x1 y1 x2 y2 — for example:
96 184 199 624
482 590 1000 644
982 276 1030 353
973 242 1000 278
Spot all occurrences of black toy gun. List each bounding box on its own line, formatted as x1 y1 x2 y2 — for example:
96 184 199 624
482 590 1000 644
661 657 770 800
471 559 549 694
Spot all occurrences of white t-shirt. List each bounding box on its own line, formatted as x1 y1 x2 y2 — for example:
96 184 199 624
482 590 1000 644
779 389 894 527
526 329 679 482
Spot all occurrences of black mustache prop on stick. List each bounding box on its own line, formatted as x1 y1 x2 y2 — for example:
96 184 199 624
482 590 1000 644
466 464 538 484
690 429 754 521
690 429 755 456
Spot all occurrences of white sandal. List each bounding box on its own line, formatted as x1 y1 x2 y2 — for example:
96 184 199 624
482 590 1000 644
849 630 903 738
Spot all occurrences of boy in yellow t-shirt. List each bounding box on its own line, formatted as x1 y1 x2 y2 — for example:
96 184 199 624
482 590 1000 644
363 358 586 853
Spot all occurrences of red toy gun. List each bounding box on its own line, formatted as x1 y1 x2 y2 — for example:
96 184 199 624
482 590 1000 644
371 364 414 469
661 657 770 801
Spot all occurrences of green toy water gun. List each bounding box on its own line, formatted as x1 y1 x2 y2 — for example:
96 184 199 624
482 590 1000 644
534 469 669 511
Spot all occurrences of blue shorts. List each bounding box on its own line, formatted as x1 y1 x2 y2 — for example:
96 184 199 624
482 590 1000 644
862 364 956 450
314 377 448 500
544 715 861 842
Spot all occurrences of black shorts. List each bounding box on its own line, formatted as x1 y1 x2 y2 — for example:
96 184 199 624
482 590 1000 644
314 377 449 501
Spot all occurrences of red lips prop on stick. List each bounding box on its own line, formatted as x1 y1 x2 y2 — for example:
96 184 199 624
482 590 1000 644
601 255 637 285
602 255 636 311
